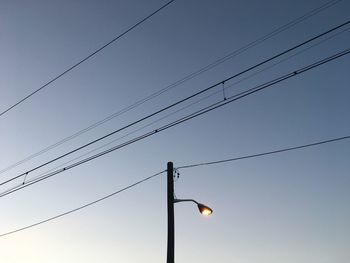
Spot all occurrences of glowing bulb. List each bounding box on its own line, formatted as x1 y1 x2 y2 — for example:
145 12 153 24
197 203 213 216
201 208 212 216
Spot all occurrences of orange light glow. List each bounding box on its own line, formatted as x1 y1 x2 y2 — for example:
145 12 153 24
201 208 212 216
198 203 213 216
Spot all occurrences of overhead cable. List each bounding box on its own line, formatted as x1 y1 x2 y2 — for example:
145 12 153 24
0 0 342 175
177 135 350 169
0 170 165 238
1 46 349 198
0 0 175 118
23 25 350 185
2 133 350 237
1 20 349 188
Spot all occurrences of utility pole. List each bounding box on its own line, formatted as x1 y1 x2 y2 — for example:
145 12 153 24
167 161 174 263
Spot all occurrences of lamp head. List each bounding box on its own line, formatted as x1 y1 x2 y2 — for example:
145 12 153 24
197 203 213 216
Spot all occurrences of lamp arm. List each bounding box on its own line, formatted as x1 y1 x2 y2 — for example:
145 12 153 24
174 198 199 205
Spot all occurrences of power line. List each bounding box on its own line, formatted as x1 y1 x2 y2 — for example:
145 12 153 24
2 133 350 237
21 94 215 185
180 0 342 82
222 26 350 92
1 47 349 198
1 20 348 189
23 25 350 186
177 135 350 169
0 170 165 238
0 0 175 118
0 0 342 176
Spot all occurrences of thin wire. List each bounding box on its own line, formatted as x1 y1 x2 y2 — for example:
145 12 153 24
0 0 175 118
0 0 341 175
3 134 350 237
24 25 350 185
1 47 348 198
223 27 350 91
0 170 165 238
182 0 342 81
8 25 350 188
24 94 214 185
177 135 350 169
1 20 348 188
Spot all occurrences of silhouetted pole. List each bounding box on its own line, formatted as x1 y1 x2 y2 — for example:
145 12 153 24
167 161 174 263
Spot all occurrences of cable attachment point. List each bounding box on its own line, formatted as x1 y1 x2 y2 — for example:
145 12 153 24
22 172 29 185
222 81 227 100
173 167 180 181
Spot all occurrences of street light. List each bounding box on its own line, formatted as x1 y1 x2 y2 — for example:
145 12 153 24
174 199 213 216
167 162 213 263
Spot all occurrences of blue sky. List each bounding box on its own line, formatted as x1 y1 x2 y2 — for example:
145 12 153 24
0 0 349 262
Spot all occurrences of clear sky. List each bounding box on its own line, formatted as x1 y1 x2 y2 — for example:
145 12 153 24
0 0 349 262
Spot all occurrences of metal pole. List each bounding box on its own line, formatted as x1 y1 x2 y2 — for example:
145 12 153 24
167 161 174 263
